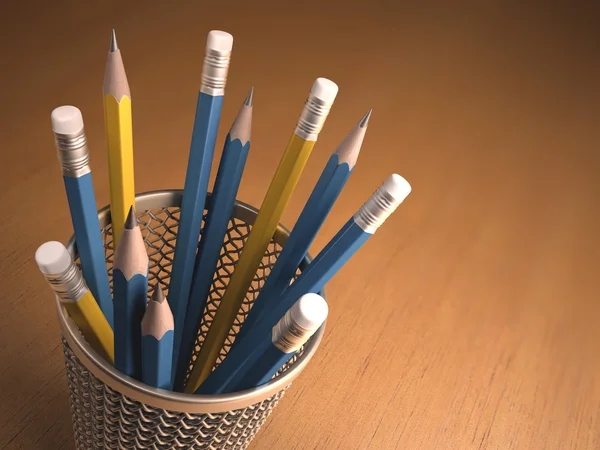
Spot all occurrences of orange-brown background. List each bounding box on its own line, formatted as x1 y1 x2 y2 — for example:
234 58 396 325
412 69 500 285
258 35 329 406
1 1 599 448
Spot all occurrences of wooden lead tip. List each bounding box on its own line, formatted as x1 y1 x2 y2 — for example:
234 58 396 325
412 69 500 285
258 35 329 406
110 29 118 52
124 206 137 230
151 284 166 303
229 90 253 143
103 30 131 100
142 284 173 339
244 87 254 107
334 111 371 169
360 109 372 128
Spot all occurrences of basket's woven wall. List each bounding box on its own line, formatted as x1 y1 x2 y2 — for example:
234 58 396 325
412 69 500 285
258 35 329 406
63 339 286 449
62 204 305 449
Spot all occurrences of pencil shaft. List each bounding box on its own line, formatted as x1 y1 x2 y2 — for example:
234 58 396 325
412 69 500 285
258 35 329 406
169 92 223 382
175 133 250 389
185 133 316 392
238 155 350 343
104 95 135 246
285 219 369 298
195 338 272 394
197 221 366 395
258 220 367 331
142 330 174 389
63 174 113 328
231 344 291 392
114 270 148 378
64 290 115 364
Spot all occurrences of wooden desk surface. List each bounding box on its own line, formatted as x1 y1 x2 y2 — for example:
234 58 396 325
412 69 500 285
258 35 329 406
1 1 599 448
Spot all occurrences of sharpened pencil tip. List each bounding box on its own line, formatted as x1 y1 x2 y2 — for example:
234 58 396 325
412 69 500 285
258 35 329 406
151 284 166 303
109 29 118 52
334 110 371 169
123 206 137 229
244 87 254 107
229 89 253 143
359 109 372 128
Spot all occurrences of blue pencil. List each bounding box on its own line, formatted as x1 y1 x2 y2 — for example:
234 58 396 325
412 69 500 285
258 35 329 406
174 88 253 389
237 110 371 345
197 174 411 393
167 30 234 383
142 285 174 390
113 207 149 379
196 293 328 394
51 105 114 328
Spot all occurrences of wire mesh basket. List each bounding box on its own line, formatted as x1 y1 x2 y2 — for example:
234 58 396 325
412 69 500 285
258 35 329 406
58 190 326 449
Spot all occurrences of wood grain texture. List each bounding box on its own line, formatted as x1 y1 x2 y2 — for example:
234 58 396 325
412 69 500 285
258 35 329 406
1 1 599 449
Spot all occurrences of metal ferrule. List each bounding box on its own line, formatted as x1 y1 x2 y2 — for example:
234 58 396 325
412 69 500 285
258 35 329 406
54 129 91 178
294 93 334 141
44 263 89 303
200 48 232 96
271 309 315 354
353 185 401 234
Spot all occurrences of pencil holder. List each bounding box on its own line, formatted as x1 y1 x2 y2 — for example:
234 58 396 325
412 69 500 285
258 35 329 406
58 189 326 450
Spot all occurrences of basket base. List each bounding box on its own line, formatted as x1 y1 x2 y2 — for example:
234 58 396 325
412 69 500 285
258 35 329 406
62 338 286 450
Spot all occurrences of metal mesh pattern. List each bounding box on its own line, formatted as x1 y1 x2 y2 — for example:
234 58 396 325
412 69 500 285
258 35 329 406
63 339 286 449
61 202 309 449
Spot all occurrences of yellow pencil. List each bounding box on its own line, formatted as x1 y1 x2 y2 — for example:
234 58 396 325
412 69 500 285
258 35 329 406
35 241 115 364
185 78 338 392
103 29 135 247
65 291 115 364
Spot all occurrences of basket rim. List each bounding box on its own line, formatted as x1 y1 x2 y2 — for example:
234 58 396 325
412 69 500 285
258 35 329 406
59 189 326 414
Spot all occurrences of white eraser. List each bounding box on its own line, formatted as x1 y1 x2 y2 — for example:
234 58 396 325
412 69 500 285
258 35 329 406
291 293 329 331
207 30 233 52
35 241 72 275
383 174 412 203
51 106 84 135
310 78 339 104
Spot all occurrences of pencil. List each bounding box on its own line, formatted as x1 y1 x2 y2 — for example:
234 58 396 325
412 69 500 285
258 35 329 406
199 174 411 388
35 241 114 363
51 105 114 328
185 77 339 392
272 174 411 304
103 29 135 247
174 88 253 389
113 207 148 379
236 110 371 345
168 31 234 382
196 293 328 395
142 285 174 390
